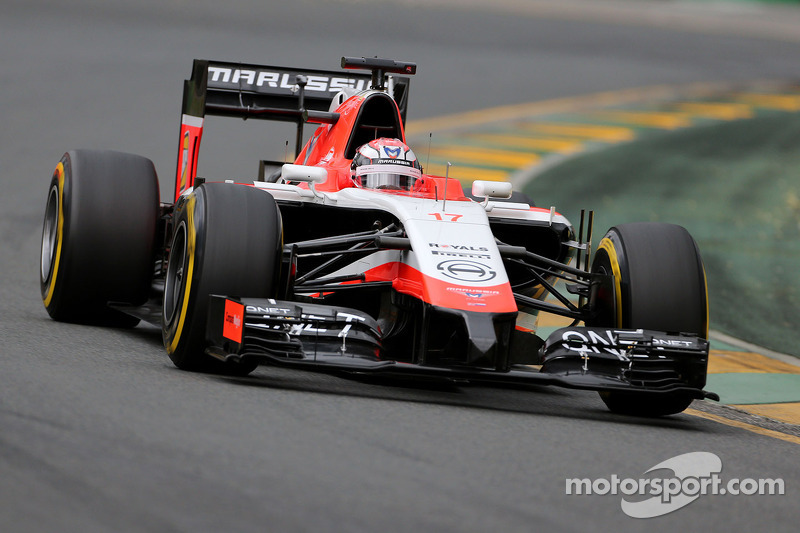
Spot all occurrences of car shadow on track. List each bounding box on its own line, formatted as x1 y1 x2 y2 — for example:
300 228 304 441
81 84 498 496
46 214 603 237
114 323 714 432
214 366 712 432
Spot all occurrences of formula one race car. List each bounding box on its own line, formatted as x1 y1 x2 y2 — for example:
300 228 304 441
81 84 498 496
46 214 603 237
40 56 718 416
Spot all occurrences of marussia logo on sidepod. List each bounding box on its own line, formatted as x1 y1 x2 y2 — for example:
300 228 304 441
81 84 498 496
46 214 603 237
437 260 496 283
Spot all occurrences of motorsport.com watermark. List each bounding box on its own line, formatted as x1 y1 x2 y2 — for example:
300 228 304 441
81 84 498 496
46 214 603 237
565 452 785 518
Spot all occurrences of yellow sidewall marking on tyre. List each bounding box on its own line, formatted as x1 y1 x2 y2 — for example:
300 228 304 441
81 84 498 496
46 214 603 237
597 237 623 327
43 163 65 308
167 195 196 355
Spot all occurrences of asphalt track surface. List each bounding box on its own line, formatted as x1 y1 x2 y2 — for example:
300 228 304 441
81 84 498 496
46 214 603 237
2 1 799 531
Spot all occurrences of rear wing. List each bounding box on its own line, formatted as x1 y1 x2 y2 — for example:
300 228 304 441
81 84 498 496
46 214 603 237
173 59 412 201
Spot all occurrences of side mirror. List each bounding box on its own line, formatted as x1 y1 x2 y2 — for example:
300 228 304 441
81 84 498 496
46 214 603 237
281 164 327 197
472 180 512 207
281 164 328 183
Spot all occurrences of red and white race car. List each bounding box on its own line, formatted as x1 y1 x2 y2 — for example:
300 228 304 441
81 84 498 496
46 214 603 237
40 56 717 416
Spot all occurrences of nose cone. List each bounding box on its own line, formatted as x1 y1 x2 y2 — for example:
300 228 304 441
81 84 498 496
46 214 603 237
456 309 516 369
465 313 500 366
421 305 517 369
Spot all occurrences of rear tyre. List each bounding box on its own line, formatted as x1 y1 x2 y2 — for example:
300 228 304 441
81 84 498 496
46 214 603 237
162 183 282 374
40 150 160 326
588 222 708 416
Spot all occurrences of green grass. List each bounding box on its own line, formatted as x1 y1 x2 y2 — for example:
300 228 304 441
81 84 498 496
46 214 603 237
524 113 800 357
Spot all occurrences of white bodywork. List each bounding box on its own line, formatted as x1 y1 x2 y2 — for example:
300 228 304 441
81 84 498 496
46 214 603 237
251 181 571 293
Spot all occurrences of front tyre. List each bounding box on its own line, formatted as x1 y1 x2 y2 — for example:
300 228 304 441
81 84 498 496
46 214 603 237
162 183 282 374
40 150 159 326
588 222 709 416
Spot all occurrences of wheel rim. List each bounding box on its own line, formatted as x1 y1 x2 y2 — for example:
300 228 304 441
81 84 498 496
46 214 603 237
41 185 60 282
164 222 188 324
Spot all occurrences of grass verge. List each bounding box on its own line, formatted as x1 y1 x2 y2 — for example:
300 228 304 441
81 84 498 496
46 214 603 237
524 113 800 357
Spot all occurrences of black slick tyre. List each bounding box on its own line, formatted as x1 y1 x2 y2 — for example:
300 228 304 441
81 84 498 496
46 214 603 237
40 150 160 326
588 222 709 416
162 183 282 374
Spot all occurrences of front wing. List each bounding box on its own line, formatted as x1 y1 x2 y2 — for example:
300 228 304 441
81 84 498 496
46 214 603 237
205 296 718 400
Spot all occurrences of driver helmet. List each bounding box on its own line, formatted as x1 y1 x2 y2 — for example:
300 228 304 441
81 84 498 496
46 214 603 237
351 138 422 190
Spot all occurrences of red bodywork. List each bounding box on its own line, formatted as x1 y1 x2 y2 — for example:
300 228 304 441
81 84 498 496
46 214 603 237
170 60 549 319
174 87 467 202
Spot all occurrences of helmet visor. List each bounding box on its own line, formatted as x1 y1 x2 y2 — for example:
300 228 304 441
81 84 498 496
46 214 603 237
356 164 422 190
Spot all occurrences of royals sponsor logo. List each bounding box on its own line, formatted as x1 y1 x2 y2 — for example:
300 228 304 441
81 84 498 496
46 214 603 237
429 243 491 259
429 243 489 251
